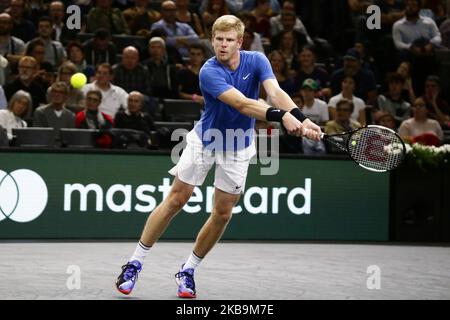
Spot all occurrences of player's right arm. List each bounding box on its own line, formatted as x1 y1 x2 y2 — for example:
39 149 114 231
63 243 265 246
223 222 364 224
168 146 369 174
218 87 303 136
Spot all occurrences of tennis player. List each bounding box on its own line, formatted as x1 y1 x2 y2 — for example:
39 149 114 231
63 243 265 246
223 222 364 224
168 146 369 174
116 15 322 298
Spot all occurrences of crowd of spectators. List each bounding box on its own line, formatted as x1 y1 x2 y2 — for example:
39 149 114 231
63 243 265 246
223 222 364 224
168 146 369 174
0 0 449 153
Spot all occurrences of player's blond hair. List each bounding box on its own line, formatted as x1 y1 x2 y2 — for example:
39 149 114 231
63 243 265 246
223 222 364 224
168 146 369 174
211 15 245 39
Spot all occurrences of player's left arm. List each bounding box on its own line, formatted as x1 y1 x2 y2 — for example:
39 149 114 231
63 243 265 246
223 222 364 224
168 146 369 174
262 78 322 139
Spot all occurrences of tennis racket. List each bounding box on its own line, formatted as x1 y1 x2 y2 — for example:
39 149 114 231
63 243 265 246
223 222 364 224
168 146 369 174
319 125 406 172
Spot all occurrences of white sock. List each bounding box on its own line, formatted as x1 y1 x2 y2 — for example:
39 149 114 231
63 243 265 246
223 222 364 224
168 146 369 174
183 251 203 270
130 241 151 264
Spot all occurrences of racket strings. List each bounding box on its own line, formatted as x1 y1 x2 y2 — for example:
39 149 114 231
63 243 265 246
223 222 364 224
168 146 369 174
348 127 405 171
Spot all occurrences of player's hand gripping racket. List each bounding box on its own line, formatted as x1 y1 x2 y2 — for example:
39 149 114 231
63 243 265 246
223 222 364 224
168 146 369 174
317 125 406 172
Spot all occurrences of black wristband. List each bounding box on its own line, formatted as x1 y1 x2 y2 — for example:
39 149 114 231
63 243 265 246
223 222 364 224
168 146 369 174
266 107 286 122
290 107 308 122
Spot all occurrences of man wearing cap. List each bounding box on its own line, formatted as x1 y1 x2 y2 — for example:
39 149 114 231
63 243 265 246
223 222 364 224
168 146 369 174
299 78 329 125
329 47 377 105
298 78 327 154
150 1 200 59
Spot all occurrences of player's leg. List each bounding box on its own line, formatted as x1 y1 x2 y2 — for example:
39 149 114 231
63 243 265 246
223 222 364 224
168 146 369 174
139 177 195 246
116 177 195 295
175 188 240 298
175 145 254 298
116 130 212 295
194 188 240 257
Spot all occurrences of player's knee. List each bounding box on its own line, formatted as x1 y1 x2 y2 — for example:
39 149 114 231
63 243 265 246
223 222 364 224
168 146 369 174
212 209 233 225
167 191 190 212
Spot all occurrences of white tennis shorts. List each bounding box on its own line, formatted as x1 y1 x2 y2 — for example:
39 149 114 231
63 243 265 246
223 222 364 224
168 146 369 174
168 130 256 194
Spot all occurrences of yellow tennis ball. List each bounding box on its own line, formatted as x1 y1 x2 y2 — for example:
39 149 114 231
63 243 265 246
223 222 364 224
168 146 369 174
351 140 357 146
70 73 87 89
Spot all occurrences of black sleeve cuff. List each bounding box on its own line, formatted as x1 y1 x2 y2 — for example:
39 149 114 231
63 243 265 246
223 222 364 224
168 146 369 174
290 108 308 122
266 107 286 122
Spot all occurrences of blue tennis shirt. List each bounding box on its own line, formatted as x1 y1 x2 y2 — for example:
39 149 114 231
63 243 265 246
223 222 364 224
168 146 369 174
195 50 275 151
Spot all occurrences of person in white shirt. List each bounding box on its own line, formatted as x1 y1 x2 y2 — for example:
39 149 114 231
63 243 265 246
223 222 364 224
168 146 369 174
0 89 31 139
328 75 366 126
81 63 129 118
300 78 329 125
299 78 327 154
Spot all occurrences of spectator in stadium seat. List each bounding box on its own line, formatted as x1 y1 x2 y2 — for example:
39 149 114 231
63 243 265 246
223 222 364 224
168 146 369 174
376 72 411 126
123 0 161 36
144 28 185 66
48 1 78 46
52 61 85 114
392 0 441 95
396 61 416 103
270 0 312 43
6 0 36 43
398 97 443 144
201 0 230 40
85 0 130 34
325 99 361 135
81 63 129 118
143 37 178 99
266 50 296 96
4 56 47 111
238 12 265 53
176 0 205 39
293 45 330 99
271 30 300 71
66 41 95 80
0 90 31 139
33 81 75 137
83 28 118 66
114 91 155 135
421 75 450 127
373 110 398 131
151 1 200 59
329 75 366 126
330 47 378 105
249 0 274 40
25 38 56 90
270 10 309 60
298 78 327 154
177 43 205 105
113 46 152 96
28 16 67 68
299 78 329 126
75 88 113 148
0 13 26 68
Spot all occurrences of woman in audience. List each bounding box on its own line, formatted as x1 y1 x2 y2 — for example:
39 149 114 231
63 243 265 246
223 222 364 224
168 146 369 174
267 50 296 96
396 61 416 103
398 97 444 145
0 90 32 140
75 89 113 148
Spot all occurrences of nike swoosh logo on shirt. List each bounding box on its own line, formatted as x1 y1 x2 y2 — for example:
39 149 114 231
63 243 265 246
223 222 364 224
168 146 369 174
243 73 250 80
